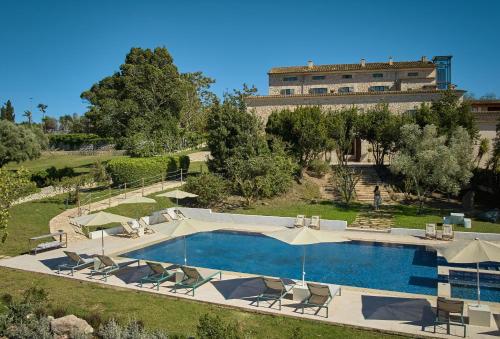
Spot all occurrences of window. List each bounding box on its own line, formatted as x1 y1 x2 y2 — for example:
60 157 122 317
342 74 353 79
372 73 384 78
309 88 328 94
369 86 388 92
280 88 295 95
312 75 325 80
283 76 298 82
408 72 418 77
338 87 354 93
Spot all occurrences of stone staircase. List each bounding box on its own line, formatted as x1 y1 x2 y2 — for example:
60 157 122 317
351 165 391 203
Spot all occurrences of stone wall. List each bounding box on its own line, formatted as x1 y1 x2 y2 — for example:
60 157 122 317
247 90 446 123
269 68 436 95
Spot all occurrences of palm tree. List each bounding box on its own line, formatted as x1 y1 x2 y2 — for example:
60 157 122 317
37 103 48 131
23 110 33 126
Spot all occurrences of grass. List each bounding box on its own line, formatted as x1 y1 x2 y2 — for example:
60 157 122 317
2 194 75 257
390 204 499 233
0 267 403 338
5 152 128 173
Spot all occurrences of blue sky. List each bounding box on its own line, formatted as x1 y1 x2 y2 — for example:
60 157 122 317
1 0 499 122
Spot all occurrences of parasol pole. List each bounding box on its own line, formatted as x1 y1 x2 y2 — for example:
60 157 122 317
184 235 187 265
302 246 306 286
101 228 104 255
477 262 481 305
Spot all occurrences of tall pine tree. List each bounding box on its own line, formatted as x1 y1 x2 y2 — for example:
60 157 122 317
0 100 15 122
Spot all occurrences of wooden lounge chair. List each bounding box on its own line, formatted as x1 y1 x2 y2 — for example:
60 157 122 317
57 251 94 276
433 297 466 337
90 255 139 282
139 261 176 290
121 222 140 238
297 282 341 318
172 266 222 296
138 217 155 234
294 215 305 228
256 277 294 310
425 224 436 239
442 224 454 240
174 208 187 220
309 216 320 230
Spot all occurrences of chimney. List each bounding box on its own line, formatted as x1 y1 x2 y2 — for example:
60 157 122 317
388 56 393 65
360 58 366 67
307 60 314 69
421 56 428 62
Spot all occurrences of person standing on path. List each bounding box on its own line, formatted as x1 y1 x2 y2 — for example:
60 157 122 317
373 185 382 211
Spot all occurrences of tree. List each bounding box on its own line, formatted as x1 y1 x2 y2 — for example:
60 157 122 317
475 138 490 168
325 107 359 166
23 110 33 126
37 103 47 119
330 165 361 206
226 142 295 205
358 104 403 166
0 100 15 122
179 72 216 134
414 90 478 139
206 96 267 175
0 168 37 242
42 116 58 132
0 121 43 167
81 47 198 155
488 119 500 172
58 114 74 132
391 124 474 212
266 106 328 175
184 173 229 208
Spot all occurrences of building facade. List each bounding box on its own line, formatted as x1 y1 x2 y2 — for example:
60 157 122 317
246 56 460 162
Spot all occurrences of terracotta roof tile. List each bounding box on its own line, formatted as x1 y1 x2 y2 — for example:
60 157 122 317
268 61 435 74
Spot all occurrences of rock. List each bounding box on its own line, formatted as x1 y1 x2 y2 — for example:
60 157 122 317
50 315 93 338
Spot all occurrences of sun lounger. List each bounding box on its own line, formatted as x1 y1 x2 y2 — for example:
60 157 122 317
172 266 222 296
174 208 187 219
309 216 320 230
296 282 341 317
294 215 305 228
90 255 139 282
57 251 94 276
139 261 176 290
121 222 140 238
256 277 294 310
425 224 436 239
442 224 454 240
138 217 155 234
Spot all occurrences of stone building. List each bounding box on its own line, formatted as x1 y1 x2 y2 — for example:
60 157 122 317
246 56 471 162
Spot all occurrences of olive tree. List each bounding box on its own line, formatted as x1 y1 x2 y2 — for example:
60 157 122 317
391 124 474 212
0 121 44 167
325 107 359 166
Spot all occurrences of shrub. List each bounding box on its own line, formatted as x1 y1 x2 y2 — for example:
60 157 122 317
106 155 190 186
197 313 241 339
30 166 76 187
98 318 169 339
184 173 229 208
306 159 331 178
48 133 113 150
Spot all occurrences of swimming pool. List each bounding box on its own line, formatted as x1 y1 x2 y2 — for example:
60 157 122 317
123 230 439 296
450 270 500 302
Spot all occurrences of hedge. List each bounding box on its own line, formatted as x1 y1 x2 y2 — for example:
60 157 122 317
106 155 190 186
48 134 114 150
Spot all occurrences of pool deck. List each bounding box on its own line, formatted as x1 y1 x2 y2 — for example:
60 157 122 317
1 226 500 338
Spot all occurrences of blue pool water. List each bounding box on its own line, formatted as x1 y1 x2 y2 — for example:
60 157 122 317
450 270 500 302
123 231 439 296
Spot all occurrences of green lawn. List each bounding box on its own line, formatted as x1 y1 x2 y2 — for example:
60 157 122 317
391 204 499 233
2 194 75 257
0 268 403 339
232 200 360 225
5 152 128 173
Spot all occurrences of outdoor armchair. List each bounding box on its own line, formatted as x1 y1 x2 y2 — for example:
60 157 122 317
425 224 436 239
139 261 176 290
294 215 305 228
256 277 294 310
57 251 94 276
309 216 321 230
296 282 341 318
172 266 222 296
442 224 454 240
433 297 466 337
